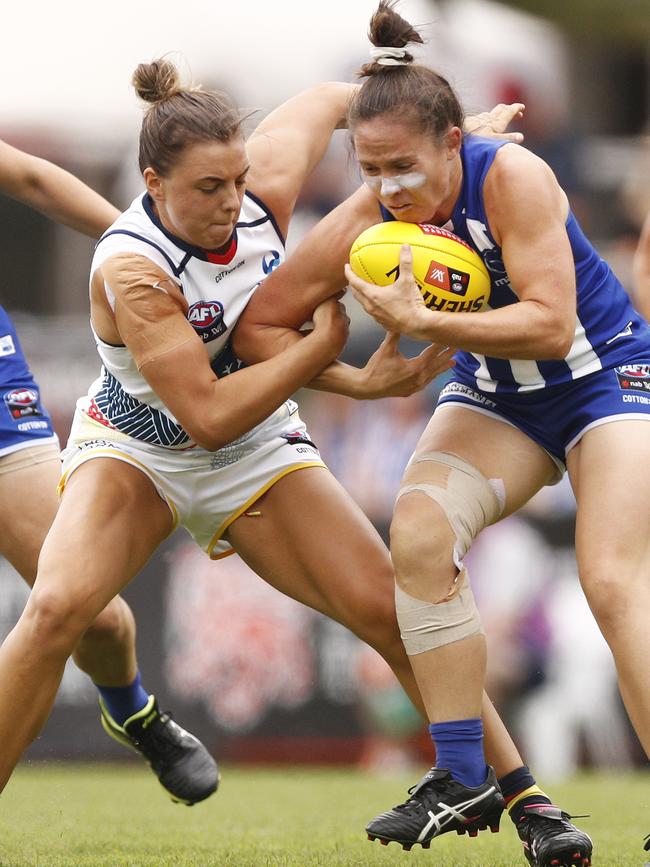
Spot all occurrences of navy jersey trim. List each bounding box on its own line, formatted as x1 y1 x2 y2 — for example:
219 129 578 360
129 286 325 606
97 229 182 277
245 190 286 247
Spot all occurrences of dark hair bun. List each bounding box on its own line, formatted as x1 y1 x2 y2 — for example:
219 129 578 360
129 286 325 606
360 0 424 76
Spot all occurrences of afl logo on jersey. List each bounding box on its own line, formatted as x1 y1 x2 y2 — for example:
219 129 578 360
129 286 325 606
3 388 42 420
187 301 227 343
262 250 281 275
616 364 650 393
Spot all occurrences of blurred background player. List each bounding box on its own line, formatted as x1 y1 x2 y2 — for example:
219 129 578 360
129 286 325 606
0 138 218 804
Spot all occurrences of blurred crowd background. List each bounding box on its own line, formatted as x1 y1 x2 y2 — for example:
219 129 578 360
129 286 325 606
1 0 649 779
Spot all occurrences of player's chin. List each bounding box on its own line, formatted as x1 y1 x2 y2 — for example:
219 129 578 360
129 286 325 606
386 204 428 223
204 225 235 250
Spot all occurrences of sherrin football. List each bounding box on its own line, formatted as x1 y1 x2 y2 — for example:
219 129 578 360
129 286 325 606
349 221 491 312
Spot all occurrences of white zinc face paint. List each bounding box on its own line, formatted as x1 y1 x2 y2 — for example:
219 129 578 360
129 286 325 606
362 171 428 197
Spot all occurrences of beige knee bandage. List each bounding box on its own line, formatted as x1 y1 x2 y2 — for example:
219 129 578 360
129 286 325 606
394 451 504 655
395 569 482 655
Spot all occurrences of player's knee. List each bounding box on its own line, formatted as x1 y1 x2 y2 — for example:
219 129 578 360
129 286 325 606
23 586 89 656
390 496 456 596
580 563 637 633
391 451 503 598
391 452 505 655
82 596 133 647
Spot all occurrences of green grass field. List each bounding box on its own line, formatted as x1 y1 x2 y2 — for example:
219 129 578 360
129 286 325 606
0 764 648 866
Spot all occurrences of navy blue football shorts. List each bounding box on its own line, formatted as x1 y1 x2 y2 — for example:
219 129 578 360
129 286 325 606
0 377 58 458
437 359 650 476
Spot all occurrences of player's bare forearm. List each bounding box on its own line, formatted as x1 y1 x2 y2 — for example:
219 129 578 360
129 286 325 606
0 141 118 238
233 320 364 398
25 168 119 237
407 300 573 360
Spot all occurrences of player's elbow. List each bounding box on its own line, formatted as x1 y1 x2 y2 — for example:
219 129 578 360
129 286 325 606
185 407 252 453
231 319 266 364
552 315 576 358
533 305 575 359
184 419 228 453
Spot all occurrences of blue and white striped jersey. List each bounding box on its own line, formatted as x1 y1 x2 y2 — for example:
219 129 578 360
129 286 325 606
382 136 650 393
84 190 286 448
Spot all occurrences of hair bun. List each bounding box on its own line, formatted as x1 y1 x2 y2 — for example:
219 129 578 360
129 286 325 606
132 59 181 105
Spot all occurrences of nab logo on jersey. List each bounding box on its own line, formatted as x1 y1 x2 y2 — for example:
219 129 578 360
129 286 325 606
187 301 227 343
262 250 281 275
3 388 42 420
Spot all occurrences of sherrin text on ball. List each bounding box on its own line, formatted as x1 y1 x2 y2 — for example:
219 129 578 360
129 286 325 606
349 221 491 312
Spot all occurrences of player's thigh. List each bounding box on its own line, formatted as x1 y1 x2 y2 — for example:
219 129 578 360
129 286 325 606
0 448 60 585
407 404 558 517
30 457 174 630
226 466 398 638
568 420 650 592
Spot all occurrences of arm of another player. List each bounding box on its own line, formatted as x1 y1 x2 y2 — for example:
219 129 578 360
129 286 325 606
348 146 576 360
233 187 455 398
98 255 348 452
633 212 650 322
246 82 356 236
464 103 525 143
0 139 119 237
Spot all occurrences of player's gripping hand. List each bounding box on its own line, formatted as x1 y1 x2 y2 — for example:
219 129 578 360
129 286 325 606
464 103 525 143
346 244 427 338
356 331 455 399
310 295 350 362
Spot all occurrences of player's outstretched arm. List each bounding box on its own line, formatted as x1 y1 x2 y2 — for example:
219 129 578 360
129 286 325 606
0 139 119 238
246 82 356 235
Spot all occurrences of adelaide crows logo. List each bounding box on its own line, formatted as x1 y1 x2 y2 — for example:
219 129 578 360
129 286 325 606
187 301 227 343
262 250 281 275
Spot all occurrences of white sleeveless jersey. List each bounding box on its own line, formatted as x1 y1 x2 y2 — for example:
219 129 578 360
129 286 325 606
85 191 286 448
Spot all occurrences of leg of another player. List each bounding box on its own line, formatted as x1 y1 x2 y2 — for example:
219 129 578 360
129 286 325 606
0 448 219 804
0 458 173 792
226 459 526 776
390 407 554 774
0 448 141 703
568 420 650 756
226 451 592 856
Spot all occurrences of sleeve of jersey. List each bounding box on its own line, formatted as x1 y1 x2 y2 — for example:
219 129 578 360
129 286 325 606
100 253 196 370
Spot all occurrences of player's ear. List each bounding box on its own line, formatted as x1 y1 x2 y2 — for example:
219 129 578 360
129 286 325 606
143 167 164 201
444 126 462 159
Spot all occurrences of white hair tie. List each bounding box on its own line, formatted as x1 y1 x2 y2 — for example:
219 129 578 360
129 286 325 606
370 46 409 66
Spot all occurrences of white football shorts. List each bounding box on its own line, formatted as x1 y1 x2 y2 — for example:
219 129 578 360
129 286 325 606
60 400 325 558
